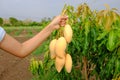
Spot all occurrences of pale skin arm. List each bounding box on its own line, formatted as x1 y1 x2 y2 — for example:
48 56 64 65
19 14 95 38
0 15 68 58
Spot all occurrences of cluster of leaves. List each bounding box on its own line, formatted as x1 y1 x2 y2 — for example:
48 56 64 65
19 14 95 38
30 3 120 80
67 3 120 80
0 17 3 26
0 17 51 27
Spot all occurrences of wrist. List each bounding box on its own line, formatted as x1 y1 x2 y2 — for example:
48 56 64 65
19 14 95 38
47 24 55 33
48 23 56 31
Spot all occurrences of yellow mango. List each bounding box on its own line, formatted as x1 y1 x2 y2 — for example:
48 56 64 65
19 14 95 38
55 37 67 58
64 24 73 43
65 54 72 73
55 56 65 73
49 39 57 59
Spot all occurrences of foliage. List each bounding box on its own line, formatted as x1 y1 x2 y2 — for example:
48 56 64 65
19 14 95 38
3 23 11 26
28 21 40 26
39 17 51 27
30 3 120 80
9 17 18 26
0 17 3 26
2 17 51 27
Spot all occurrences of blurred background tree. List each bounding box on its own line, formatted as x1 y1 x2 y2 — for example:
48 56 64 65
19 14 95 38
0 17 3 26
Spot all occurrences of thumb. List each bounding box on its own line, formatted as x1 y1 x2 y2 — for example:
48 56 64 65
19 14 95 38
60 15 68 20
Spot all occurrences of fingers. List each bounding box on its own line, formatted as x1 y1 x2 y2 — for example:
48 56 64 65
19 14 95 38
50 15 68 30
59 15 68 26
61 15 68 20
60 19 66 26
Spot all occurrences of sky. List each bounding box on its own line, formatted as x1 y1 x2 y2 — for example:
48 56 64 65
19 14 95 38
0 0 120 21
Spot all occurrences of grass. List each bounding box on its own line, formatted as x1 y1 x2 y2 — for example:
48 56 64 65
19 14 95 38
3 26 43 37
32 39 50 55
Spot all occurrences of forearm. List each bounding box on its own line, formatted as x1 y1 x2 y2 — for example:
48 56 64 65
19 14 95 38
0 25 54 58
21 24 54 57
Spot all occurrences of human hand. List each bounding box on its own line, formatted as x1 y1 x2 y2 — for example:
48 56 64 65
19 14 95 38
49 15 68 30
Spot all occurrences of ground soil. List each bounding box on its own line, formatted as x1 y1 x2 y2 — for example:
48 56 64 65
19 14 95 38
0 37 35 80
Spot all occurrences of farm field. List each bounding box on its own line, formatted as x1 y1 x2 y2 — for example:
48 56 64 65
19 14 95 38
0 37 32 80
0 27 46 80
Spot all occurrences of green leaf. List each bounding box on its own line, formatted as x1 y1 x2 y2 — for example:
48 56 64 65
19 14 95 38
97 31 108 40
107 30 117 51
